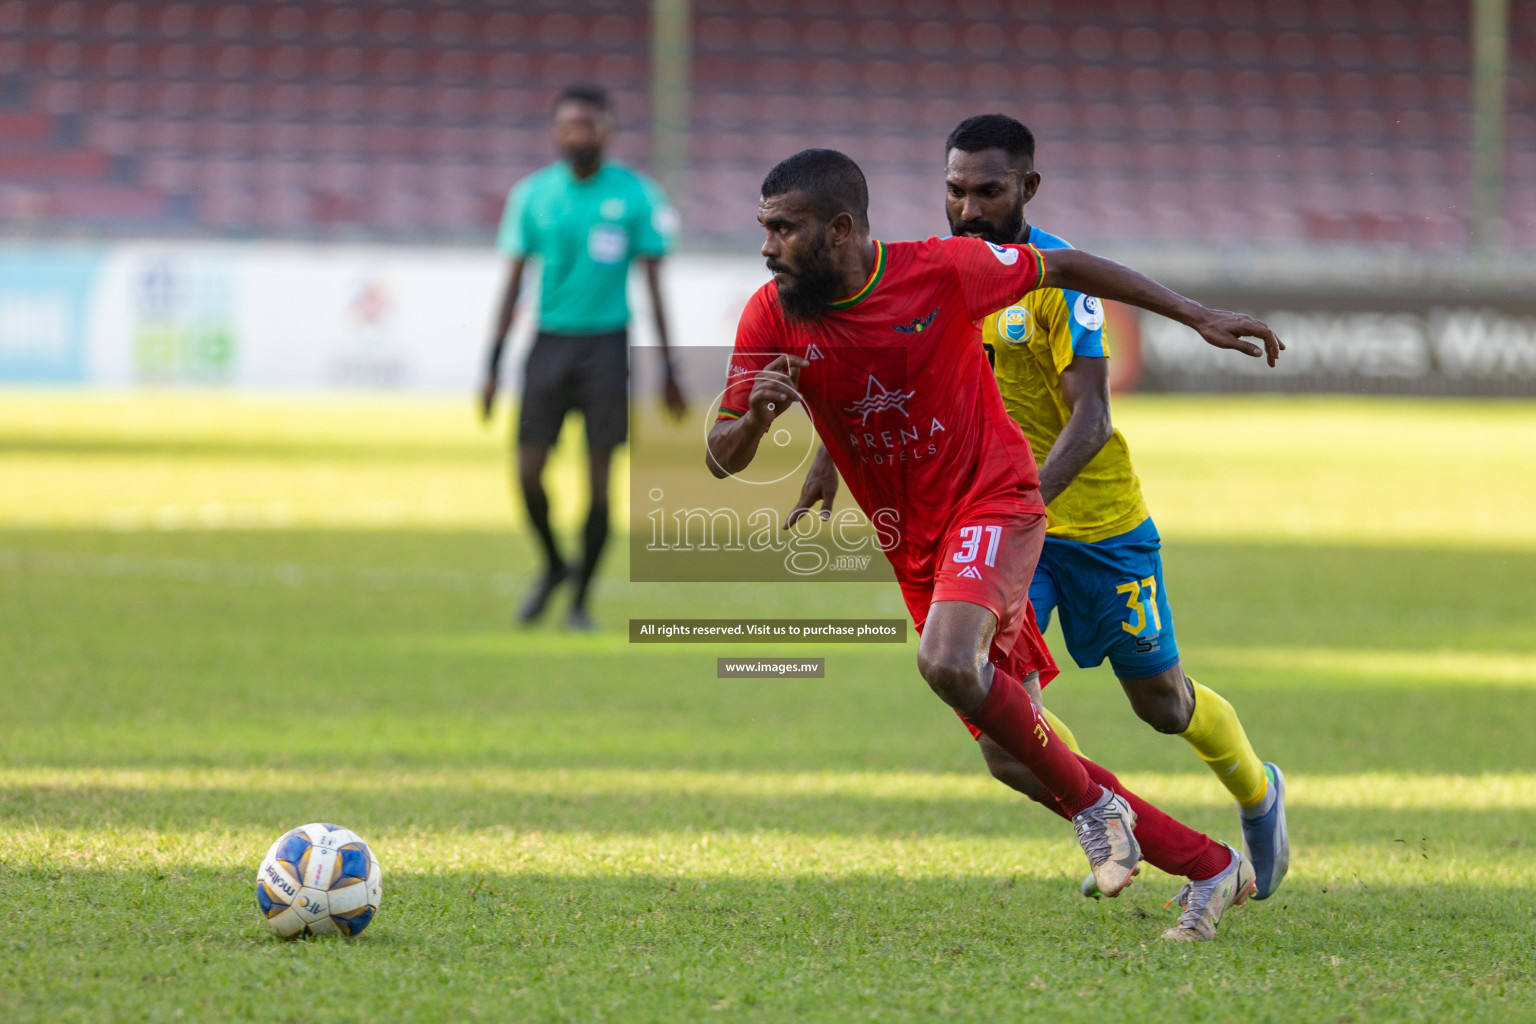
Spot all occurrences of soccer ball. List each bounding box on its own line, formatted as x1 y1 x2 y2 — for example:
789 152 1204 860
255 822 383 938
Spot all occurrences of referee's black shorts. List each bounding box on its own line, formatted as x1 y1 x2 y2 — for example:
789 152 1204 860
518 330 629 451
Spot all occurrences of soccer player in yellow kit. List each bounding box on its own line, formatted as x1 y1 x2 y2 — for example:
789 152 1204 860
954 114 1288 900
787 115 1289 901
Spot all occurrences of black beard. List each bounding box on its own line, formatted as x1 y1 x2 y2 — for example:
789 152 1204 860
771 240 843 323
564 145 603 173
948 201 1025 246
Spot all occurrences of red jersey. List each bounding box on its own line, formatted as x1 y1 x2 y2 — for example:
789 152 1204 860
718 235 1050 583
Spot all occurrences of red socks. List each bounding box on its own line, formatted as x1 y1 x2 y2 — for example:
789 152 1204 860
1075 757 1232 881
974 667 1231 882
970 667 1100 817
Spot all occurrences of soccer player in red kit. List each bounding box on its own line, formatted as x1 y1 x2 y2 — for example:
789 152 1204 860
707 150 1284 941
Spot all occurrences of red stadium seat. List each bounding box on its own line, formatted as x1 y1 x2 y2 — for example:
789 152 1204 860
258 5 312 43
194 119 255 157
48 184 166 221
1287 108 1337 144
1169 27 1216 65
1239 143 1287 179
1433 74 1470 109
1343 147 1398 181
33 78 86 115
1428 32 1468 70
0 149 109 180
200 187 257 229
1253 207 1306 242
313 6 362 44
859 58 911 94
140 154 196 194
0 110 54 142
137 117 194 155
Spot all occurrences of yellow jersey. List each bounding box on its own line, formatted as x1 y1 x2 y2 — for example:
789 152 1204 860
981 224 1149 543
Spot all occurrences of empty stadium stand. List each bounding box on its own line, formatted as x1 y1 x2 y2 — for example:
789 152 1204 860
0 0 1530 248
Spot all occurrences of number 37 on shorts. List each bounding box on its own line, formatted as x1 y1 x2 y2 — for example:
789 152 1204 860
1116 576 1162 636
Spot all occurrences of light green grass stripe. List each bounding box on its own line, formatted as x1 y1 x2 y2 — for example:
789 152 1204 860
5 392 1536 547
1199 645 1536 685
7 767 1535 809
0 546 522 594
2 825 1527 889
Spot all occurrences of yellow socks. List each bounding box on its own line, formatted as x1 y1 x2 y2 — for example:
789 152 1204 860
1178 680 1268 808
1038 685 1266 809
1041 707 1084 757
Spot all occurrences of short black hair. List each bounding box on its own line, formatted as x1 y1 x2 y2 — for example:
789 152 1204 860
554 84 609 113
760 149 869 231
945 114 1035 169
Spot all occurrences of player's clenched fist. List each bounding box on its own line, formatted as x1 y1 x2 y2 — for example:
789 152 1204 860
747 354 809 424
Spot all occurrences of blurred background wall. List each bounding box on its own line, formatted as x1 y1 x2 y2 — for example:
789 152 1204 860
1 0 1533 393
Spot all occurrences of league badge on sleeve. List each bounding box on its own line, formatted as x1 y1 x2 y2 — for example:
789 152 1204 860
1073 294 1106 331
985 241 1020 265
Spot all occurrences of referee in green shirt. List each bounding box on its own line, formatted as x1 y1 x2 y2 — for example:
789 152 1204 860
481 85 686 630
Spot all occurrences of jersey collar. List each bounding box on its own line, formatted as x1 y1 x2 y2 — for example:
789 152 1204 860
827 240 886 310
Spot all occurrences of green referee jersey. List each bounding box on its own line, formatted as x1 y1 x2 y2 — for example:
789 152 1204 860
496 160 677 335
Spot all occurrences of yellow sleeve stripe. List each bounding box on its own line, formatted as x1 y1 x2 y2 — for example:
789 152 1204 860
716 406 744 420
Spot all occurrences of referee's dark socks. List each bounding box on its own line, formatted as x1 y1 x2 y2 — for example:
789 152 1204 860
572 499 610 610
522 483 565 576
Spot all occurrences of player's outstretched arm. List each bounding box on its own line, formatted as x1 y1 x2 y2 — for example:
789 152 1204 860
706 355 808 479
783 444 838 528
1043 249 1285 367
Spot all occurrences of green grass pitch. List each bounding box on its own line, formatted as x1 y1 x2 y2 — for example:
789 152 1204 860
2 392 1534 1022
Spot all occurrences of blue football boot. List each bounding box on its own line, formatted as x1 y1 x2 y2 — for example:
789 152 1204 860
1240 762 1289 900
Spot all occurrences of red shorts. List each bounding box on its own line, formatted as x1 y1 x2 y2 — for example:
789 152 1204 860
898 511 1059 739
